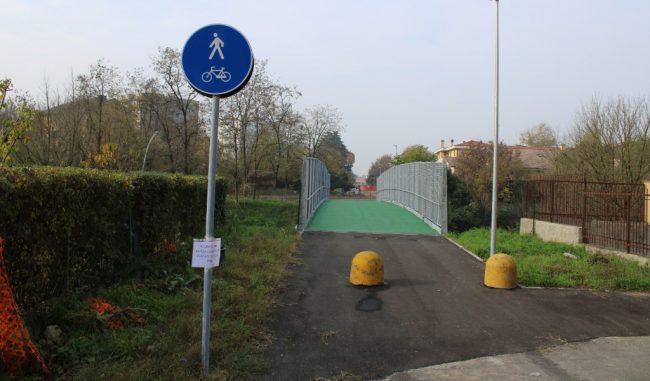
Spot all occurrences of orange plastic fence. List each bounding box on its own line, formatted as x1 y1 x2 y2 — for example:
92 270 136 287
0 236 52 379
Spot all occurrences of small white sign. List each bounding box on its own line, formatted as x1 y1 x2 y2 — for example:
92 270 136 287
192 238 221 268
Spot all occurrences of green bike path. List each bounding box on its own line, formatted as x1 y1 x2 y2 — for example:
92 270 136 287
305 199 438 235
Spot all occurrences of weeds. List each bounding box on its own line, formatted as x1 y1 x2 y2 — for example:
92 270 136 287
18 199 298 380
449 228 650 290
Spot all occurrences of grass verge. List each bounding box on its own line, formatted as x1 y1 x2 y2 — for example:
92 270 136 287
19 199 299 381
449 228 650 291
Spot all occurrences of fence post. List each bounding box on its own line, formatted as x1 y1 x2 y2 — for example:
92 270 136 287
550 180 556 223
523 181 528 218
625 194 631 253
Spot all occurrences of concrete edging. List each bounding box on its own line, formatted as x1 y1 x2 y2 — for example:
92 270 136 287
585 245 650 267
444 236 484 263
377 336 650 381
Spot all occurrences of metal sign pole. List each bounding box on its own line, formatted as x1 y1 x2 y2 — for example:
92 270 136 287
202 95 219 375
182 23 252 377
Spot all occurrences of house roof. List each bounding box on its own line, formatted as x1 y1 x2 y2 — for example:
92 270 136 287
434 139 487 151
510 146 557 171
435 139 558 171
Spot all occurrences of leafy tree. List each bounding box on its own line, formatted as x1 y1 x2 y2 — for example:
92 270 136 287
519 123 558 147
553 96 650 183
447 170 482 232
317 131 353 190
393 144 435 164
366 154 393 185
453 142 525 213
0 79 35 166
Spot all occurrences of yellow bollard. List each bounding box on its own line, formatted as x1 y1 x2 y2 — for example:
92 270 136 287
484 253 517 289
350 251 384 286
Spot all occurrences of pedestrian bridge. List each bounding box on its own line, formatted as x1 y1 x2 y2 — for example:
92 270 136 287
298 158 447 235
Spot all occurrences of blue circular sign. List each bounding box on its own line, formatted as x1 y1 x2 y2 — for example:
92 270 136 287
182 24 254 97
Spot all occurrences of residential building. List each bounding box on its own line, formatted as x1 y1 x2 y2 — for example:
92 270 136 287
435 139 559 173
434 139 483 174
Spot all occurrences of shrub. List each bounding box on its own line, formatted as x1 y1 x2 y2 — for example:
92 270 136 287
447 169 524 232
447 170 483 232
0 167 226 309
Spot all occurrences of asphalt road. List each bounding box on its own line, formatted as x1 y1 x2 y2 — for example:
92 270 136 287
257 232 650 381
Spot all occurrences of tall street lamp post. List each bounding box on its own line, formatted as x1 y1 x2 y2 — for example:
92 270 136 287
489 0 500 257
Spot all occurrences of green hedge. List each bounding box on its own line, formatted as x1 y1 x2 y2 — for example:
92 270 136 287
0 167 226 309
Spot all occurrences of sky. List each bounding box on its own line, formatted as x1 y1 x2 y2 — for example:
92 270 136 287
3 0 650 176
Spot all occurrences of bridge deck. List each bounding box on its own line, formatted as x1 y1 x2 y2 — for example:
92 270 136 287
305 199 438 235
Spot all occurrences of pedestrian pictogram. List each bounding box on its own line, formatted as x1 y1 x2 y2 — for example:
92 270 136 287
209 33 225 60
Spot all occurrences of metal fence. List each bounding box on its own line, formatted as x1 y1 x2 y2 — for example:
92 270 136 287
298 157 330 231
523 176 650 256
377 162 448 234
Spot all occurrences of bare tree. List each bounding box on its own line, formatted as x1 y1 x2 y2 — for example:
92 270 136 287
40 78 55 164
265 84 301 187
59 72 85 166
303 104 343 157
153 47 202 174
76 59 122 155
220 60 275 197
129 70 179 172
554 97 650 183
15 77 68 166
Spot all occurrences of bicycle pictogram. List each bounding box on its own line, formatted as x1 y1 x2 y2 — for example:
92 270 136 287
201 67 231 83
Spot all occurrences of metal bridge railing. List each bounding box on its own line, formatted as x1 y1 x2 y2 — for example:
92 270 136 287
377 162 447 234
298 157 331 231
